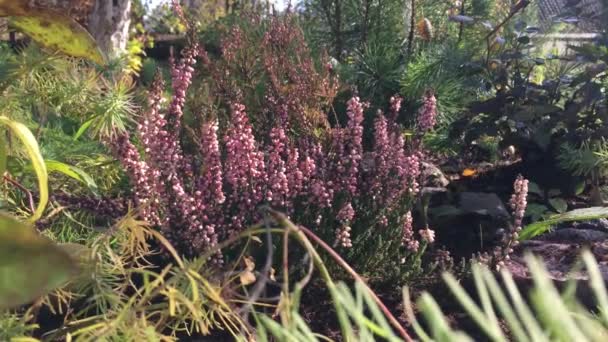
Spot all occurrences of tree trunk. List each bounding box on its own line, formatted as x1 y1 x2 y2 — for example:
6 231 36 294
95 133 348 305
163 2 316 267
87 0 132 57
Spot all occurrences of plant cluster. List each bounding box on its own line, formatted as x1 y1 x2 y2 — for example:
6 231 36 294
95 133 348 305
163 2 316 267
113 54 434 269
195 11 339 135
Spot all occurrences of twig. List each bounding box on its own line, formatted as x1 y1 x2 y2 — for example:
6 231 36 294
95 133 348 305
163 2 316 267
3 174 35 213
237 215 275 317
270 211 414 342
484 0 530 66
483 0 530 42
457 0 466 43
406 0 416 56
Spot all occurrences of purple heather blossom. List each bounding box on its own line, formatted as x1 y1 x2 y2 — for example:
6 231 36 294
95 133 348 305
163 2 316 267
416 91 438 132
332 97 366 197
337 202 355 223
114 82 432 259
419 227 436 244
223 103 267 233
168 44 199 137
401 211 419 252
111 133 160 226
198 120 226 208
266 124 290 208
508 175 529 241
389 95 402 121
370 111 390 198
335 225 353 248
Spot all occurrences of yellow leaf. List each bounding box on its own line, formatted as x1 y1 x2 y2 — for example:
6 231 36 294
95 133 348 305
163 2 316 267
0 116 48 222
0 0 106 65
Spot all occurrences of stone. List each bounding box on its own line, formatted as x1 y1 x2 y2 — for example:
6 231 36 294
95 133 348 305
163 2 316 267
537 228 608 243
458 192 510 219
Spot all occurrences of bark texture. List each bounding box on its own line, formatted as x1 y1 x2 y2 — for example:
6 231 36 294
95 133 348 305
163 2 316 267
87 0 132 56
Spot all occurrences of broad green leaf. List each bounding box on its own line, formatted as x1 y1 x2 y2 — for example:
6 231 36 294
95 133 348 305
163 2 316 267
525 203 550 222
0 0 106 65
520 207 608 240
548 198 568 214
0 116 47 222
0 214 78 309
45 160 98 194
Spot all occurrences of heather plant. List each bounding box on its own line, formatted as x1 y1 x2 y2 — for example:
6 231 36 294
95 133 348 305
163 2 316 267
195 10 339 136
110 27 439 280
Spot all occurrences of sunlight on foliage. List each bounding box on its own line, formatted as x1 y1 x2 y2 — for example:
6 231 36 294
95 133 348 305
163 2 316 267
404 251 608 342
0 116 48 221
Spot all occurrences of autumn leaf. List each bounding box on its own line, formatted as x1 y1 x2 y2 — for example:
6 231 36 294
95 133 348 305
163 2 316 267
462 168 477 177
0 0 106 65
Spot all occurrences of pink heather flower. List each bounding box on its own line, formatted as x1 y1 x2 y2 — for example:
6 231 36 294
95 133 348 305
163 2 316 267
198 120 226 207
266 124 290 208
222 27 243 63
416 91 437 132
332 96 366 197
308 141 334 208
223 103 266 233
509 175 528 227
168 44 199 135
110 133 160 226
419 227 436 244
401 211 419 252
286 146 309 202
370 111 390 197
378 215 388 227
335 225 353 248
171 0 186 22
509 175 529 239
337 202 355 223
402 152 421 195
389 95 402 121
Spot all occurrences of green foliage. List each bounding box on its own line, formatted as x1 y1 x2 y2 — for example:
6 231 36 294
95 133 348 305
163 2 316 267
299 0 405 58
520 206 608 240
405 251 608 341
0 312 38 341
341 41 403 107
256 281 405 342
559 140 608 178
1 214 254 341
401 44 480 122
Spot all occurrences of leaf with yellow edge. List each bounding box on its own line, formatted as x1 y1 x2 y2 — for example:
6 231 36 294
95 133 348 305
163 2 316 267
0 116 48 222
0 0 106 65
0 214 78 309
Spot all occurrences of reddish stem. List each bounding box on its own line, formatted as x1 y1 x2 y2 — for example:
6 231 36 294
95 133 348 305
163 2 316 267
3 174 35 214
297 225 413 342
